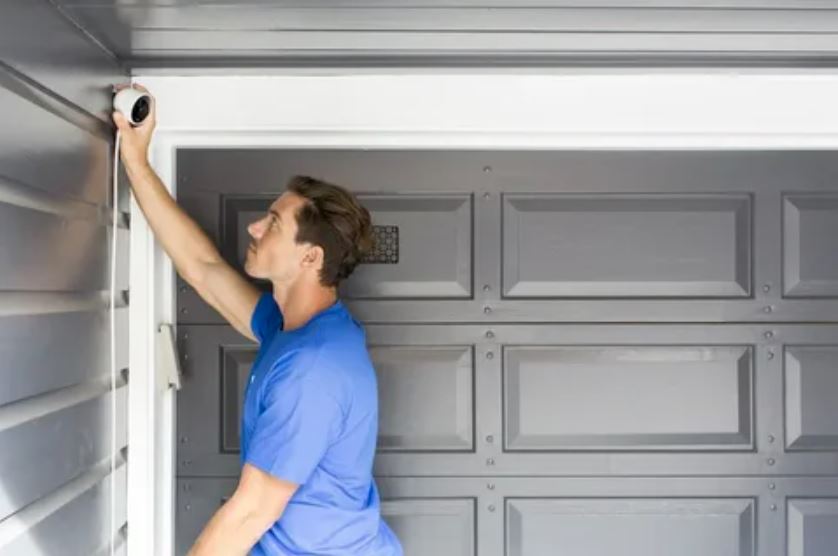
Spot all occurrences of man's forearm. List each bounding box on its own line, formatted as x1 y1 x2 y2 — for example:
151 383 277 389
124 162 222 285
187 496 271 556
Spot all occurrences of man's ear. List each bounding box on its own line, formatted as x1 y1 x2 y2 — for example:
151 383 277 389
302 244 325 270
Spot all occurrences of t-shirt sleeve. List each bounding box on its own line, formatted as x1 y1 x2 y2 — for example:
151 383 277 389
243 364 344 485
250 291 283 344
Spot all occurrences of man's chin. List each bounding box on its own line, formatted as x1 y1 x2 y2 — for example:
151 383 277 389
243 263 267 281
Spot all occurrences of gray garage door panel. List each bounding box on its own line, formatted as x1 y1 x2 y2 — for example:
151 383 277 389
507 498 754 556
787 498 838 556
175 149 838 555
218 193 473 299
374 476 838 556
176 150 838 323
783 194 838 298
219 345 254 454
381 498 476 556
177 322 838 478
503 194 751 298
344 194 473 299
177 325 479 475
176 478 457 556
504 345 752 451
372 345 474 452
784 346 838 451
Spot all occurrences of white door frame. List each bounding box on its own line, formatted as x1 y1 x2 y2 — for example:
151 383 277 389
127 70 838 556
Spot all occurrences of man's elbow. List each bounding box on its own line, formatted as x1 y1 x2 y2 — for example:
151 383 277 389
178 256 220 292
228 484 290 536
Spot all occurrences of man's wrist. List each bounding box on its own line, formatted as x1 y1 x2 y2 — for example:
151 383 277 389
124 159 153 177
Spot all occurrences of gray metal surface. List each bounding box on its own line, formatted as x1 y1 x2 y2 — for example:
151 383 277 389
0 0 128 552
178 476 838 556
175 148 838 555
177 149 838 323
507 498 754 556
0 0 122 122
47 0 838 67
0 308 127 407
503 194 751 297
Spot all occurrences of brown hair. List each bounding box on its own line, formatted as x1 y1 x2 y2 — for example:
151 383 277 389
287 175 374 287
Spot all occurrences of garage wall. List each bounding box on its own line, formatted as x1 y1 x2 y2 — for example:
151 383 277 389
174 149 838 555
0 1 129 554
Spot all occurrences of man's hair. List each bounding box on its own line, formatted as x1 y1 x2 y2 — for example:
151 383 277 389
287 175 374 287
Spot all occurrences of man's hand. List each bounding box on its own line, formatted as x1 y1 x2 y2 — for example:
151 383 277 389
112 83 157 171
188 464 298 555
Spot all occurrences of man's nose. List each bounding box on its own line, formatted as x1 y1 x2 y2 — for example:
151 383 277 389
247 219 261 239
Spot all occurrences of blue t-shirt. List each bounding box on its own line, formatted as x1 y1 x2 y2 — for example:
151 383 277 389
242 292 403 556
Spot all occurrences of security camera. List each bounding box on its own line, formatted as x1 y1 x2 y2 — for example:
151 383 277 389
113 87 151 126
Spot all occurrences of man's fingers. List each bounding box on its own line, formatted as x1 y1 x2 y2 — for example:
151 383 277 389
112 111 130 131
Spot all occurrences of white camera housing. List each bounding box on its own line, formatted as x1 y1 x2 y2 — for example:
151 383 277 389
113 87 151 126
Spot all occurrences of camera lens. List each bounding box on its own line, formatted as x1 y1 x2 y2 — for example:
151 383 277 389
132 96 150 123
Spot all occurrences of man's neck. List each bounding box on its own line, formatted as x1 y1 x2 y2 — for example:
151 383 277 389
272 280 338 332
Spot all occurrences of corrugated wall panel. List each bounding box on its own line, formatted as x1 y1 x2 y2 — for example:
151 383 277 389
50 1 838 66
0 307 128 416
0 383 127 521
0 461 127 556
0 0 121 120
0 0 128 553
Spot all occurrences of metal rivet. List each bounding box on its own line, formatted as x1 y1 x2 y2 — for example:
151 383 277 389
483 284 491 292
767 351 775 360
486 351 494 360
769 483 776 490
767 458 775 466
770 504 777 511
483 192 491 199
179 286 187 293
488 505 496 512
486 458 495 466
764 331 774 339
180 308 188 315
768 434 775 443
763 306 773 314
185 504 192 511
485 330 495 339
484 306 492 315
762 284 771 292
183 333 189 340
483 166 492 173
180 436 188 444
486 435 494 443
182 460 191 467
487 483 495 490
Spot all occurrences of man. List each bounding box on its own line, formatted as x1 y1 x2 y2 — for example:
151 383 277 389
113 84 403 556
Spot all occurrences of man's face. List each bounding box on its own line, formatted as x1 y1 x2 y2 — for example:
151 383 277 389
244 192 312 282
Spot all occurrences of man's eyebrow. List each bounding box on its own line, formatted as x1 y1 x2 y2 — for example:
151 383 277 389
269 209 281 222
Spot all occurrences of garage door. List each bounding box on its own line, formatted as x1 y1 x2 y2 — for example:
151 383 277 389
174 149 838 556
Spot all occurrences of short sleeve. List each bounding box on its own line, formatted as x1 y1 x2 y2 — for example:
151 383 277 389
250 291 283 344
243 366 344 485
